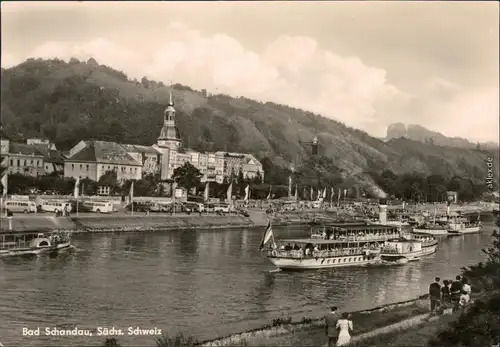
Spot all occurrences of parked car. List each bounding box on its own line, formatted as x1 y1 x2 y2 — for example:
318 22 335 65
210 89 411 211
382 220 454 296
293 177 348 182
126 201 151 212
204 203 215 213
165 202 191 214
184 202 201 212
213 203 230 213
148 203 164 213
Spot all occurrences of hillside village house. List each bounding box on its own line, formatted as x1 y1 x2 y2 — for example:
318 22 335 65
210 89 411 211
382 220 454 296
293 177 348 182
223 152 264 181
64 140 143 182
120 144 161 176
6 143 45 177
0 132 65 177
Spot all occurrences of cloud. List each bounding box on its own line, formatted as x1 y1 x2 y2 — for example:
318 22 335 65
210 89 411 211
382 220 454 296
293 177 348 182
2 20 498 142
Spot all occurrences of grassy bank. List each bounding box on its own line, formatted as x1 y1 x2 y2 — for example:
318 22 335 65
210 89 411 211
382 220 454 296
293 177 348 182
238 298 430 347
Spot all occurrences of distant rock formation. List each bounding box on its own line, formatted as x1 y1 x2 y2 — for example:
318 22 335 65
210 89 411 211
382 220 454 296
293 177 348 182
386 123 498 150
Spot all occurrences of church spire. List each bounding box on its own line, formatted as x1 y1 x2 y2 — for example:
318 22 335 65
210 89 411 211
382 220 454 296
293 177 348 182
169 89 173 106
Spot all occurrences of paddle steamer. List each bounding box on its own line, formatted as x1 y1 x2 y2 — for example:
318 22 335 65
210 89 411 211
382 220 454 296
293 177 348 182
264 222 401 270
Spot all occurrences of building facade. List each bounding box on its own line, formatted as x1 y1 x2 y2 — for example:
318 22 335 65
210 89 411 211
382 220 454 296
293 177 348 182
121 144 161 177
151 90 261 184
64 140 142 182
7 143 45 177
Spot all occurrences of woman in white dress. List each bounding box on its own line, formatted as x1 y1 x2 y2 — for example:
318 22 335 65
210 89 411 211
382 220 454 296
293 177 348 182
336 312 353 346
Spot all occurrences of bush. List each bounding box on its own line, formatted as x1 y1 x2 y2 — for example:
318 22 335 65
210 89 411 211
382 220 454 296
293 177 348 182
156 333 197 347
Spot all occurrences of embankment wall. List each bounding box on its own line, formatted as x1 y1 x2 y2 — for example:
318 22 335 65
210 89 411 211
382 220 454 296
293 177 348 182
0 211 318 233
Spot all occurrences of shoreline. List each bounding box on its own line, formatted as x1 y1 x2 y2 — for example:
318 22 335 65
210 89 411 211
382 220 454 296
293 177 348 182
0 212 315 234
196 294 431 346
0 209 496 234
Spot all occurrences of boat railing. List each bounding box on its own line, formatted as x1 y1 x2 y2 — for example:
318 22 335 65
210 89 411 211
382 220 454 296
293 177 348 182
270 247 372 258
336 234 398 242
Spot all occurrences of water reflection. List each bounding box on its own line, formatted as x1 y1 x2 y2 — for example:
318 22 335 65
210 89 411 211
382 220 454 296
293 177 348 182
0 222 495 347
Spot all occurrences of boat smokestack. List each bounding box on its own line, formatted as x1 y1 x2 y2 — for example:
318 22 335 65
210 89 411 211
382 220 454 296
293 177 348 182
379 198 387 225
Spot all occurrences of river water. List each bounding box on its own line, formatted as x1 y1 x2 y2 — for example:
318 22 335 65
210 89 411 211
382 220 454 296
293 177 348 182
0 220 496 347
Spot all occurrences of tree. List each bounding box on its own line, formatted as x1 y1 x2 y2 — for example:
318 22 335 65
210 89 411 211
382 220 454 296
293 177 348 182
172 162 202 191
238 167 244 184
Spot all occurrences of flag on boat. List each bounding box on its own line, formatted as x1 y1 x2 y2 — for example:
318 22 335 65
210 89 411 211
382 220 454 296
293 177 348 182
1 174 7 198
244 185 250 201
226 183 233 202
129 181 134 202
73 177 80 199
204 182 210 202
259 220 273 251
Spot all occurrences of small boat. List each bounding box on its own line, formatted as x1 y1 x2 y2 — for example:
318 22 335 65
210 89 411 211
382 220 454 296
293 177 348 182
0 231 72 257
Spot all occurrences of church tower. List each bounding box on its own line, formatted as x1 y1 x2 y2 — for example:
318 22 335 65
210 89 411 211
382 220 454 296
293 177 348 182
157 90 182 150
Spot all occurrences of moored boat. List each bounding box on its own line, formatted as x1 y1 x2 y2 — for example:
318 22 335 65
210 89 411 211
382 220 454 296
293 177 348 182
447 213 482 235
0 231 72 257
413 222 449 236
447 221 482 235
413 206 449 236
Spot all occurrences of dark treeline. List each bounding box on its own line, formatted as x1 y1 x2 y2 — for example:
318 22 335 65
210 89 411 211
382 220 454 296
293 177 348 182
2 168 496 203
368 169 492 202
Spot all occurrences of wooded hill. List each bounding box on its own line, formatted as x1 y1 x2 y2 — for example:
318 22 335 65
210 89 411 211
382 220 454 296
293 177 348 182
1 58 497 191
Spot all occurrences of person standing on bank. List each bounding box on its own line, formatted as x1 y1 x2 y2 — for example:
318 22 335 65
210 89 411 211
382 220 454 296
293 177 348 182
324 306 339 347
336 312 353 346
450 275 463 310
429 277 442 312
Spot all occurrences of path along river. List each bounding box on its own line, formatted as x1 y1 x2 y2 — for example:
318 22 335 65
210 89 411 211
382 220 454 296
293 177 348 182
0 220 495 346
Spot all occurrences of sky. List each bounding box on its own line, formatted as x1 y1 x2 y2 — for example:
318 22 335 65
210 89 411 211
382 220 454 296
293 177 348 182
1 1 499 143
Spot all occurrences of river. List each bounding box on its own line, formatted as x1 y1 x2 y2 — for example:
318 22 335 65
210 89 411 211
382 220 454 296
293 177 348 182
0 220 496 347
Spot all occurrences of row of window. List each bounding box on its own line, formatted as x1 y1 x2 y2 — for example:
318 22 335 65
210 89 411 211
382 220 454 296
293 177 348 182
69 164 139 174
10 159 42 167
319 256 367 264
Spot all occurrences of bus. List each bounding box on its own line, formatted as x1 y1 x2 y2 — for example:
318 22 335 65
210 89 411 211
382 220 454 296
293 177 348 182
41 201 72 214
4 200 37 214
81 201 114 214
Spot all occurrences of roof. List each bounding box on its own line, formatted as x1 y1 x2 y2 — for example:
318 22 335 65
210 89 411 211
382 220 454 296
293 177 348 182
33 144 65 163
9 142 44 157
66 140 142 166
121 144 160 155
243 154 262 165
317 223 399 230
158 124 181 141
